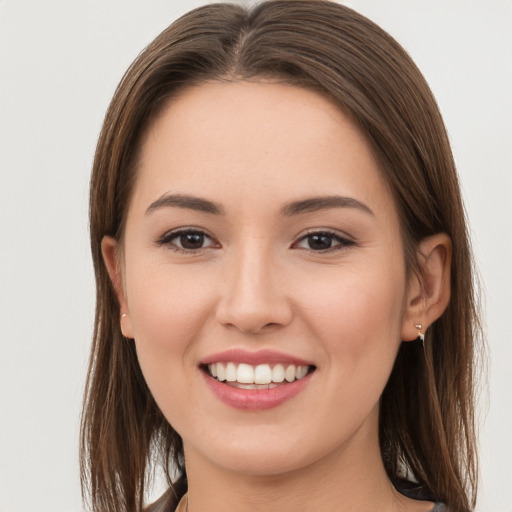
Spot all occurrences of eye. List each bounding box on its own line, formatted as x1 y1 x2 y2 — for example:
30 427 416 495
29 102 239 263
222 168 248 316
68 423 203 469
157 229 219 252
294 230 354 252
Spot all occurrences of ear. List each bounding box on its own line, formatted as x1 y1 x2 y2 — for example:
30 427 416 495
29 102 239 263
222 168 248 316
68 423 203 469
401 233 452 341
101 236 134 339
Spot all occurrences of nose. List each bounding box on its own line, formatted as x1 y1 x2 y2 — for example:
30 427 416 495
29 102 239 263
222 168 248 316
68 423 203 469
215 244 293 335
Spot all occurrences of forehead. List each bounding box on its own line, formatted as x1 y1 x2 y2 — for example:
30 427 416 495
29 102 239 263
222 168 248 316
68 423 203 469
132 81 394 217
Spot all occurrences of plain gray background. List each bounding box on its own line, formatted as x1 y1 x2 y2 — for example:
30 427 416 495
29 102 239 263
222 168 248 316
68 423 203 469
1 1 511 511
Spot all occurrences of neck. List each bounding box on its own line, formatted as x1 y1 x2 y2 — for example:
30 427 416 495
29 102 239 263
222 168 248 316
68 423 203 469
183 410 409 512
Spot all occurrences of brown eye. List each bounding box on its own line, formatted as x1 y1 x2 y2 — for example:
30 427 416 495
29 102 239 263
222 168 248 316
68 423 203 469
294 231 354 252
157 229 218 252
307 234 334 250
179 232 205 250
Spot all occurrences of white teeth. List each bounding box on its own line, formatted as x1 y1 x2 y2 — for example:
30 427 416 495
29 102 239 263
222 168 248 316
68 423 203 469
254 364 272 385
271 364 285 382
296 365 308 379
284 365 296 382
216 363 226 381
237 363 255 384
233 382 279 390
207 362 310 384
225 362 237 382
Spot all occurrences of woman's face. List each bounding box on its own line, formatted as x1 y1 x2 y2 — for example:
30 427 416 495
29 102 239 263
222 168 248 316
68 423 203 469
106 81 416 476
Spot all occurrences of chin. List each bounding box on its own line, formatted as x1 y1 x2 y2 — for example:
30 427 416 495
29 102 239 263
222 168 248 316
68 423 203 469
181 416 365 479
195 443 317 477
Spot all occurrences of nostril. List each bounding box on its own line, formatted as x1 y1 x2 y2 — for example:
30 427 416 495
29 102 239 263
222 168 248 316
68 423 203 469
238 322 282 334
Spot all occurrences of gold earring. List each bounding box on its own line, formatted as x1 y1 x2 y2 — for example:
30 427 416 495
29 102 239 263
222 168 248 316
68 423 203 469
414 323 425 342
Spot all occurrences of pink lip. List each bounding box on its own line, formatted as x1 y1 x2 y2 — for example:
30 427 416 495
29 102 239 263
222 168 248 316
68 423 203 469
201 348 313 367
202 370 314 410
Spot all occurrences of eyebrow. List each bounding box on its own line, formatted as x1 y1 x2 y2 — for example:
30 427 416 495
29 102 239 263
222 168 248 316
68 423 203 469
280 195 374 217
146 193 225 216
145 193 373 217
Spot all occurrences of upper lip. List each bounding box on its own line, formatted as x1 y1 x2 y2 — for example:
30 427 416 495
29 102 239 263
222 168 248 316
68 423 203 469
200 348 314 367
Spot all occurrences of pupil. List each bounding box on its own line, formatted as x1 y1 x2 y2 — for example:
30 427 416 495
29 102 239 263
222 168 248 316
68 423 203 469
308 234 332 250
180 233 204 249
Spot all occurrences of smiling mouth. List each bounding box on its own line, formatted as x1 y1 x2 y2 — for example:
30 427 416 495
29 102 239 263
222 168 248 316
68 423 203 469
202 362 315 389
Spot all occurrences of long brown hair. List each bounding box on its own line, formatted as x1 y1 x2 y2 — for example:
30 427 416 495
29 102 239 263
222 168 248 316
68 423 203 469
81 2 482 511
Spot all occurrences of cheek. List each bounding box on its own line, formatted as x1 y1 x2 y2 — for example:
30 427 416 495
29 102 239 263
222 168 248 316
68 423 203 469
123 261 215 397
297 256 406 392
126 258 215 334
287 264 406 453
300 256 405 335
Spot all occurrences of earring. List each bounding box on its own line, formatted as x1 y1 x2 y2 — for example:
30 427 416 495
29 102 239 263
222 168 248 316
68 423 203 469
120 313 131 339
414 323 425 344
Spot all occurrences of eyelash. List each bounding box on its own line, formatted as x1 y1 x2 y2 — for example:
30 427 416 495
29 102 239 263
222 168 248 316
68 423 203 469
156 228 355 254
156 228 218 254
293 229 355 252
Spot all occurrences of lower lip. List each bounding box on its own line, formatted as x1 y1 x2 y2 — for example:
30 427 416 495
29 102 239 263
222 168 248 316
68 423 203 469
202 371 313 410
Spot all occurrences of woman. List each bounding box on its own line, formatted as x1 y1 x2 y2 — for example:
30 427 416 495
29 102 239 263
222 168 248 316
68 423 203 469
80 1 481 511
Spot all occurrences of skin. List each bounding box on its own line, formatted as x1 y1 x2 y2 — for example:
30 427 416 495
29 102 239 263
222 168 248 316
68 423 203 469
103 81 451 512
